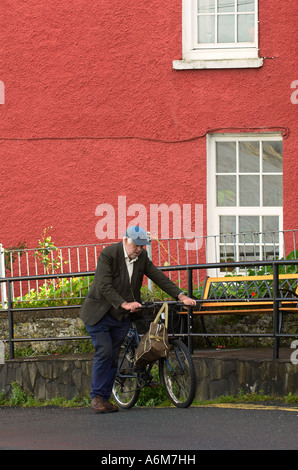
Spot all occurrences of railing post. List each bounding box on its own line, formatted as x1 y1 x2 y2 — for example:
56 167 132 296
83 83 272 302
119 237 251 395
7 280 14 359
187 268 193 354
273 263 280 360
0 244 8 309
146 232 153 292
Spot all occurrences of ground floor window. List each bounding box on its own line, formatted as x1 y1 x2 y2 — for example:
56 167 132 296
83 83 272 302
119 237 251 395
207 133 283 272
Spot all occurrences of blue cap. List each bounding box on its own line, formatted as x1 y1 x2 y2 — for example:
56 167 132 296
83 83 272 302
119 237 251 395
124 226 150 245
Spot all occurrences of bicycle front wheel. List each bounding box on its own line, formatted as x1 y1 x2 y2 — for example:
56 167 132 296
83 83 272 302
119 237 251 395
112 345 140 409
159 339 196 408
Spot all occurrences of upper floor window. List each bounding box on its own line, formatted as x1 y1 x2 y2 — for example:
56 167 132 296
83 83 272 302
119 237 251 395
173 0 263 69
197 0 256 46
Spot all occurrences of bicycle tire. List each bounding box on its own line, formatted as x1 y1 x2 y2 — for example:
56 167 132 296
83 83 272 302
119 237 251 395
159 339 196 408
112 345 140 409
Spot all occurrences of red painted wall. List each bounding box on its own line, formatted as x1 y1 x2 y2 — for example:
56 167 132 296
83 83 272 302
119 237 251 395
0 1 297 250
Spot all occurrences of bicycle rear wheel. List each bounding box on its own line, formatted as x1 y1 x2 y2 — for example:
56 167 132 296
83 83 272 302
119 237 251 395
159 339 196 408
112 345 140 408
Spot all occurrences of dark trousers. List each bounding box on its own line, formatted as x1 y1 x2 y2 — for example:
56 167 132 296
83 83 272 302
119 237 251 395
85 313 130 400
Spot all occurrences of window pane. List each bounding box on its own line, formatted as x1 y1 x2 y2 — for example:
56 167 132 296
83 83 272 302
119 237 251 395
216 175 236 206
239 216 259 242
239 245 260 262
263 175 283 206
262 246 280 260
198 15 215 43
216 142 236 172
218 0 235 12
237 14 254 42
263 141 283 173
239 141 259 172
237 0 254 12
263 215 279 232
239 175 260 206
198 0 215 13
220 246 236 264
220 216 236 242
218 15 235 42
262 216 279 243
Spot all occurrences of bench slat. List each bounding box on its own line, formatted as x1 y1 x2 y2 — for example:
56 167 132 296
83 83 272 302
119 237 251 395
178 273 298 317
179 308 274 316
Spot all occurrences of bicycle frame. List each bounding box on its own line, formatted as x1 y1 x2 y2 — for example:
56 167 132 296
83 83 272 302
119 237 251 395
113 303 197 408
167 344 186 373
117 322 163 393
117 332 183 384
116 324 138 380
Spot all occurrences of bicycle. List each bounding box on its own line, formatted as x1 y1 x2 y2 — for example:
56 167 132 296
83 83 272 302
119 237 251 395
112 302 197 409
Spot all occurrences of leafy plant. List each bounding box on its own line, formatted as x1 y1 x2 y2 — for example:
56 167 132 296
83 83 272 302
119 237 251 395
136 366 168 406
10 381 27 406
12 275 94 308
246 249 298 276
35 226 67 274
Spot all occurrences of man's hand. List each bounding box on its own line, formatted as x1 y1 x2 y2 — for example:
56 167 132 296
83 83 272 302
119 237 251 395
121 301 142 312
178 293 197 307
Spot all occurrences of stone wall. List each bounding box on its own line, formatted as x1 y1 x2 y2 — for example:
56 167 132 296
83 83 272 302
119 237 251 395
0 352 297 402
194 312 297 349
0 308 86 355
194 354 298 400
1 308 296 356
0 354 93 401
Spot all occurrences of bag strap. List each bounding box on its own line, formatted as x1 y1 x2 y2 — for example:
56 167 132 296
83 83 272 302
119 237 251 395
153 302 168 329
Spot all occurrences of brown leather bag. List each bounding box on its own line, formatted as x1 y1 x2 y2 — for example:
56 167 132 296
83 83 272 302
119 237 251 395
134 303 170 367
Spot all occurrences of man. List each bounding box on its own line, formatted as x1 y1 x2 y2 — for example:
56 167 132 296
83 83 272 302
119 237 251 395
79 226 196 413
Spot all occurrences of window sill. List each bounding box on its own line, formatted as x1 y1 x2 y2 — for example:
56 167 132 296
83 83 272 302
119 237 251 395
172 57 263 70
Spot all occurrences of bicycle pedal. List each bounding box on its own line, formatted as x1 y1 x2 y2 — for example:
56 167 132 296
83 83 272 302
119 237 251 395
148 382 159 388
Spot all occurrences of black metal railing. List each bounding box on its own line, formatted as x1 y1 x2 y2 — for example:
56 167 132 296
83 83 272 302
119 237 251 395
0 259 297 360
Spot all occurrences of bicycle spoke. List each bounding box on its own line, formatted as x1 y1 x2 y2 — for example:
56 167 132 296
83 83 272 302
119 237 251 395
160 339 196 408
112 345 140 408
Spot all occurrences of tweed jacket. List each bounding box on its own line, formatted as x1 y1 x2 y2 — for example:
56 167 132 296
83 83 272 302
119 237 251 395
79 242 181 326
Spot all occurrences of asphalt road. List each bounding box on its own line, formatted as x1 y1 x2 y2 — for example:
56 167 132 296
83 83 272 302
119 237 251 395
0 404 297 451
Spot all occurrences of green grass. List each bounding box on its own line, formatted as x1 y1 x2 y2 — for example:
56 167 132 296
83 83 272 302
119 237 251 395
0 382 91 408
0 382 297 408
192 391 298 406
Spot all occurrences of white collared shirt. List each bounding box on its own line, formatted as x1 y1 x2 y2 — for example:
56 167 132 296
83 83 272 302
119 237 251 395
123 243 138 282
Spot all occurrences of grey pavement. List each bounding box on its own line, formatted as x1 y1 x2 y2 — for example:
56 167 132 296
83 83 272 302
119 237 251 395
0 404 297 451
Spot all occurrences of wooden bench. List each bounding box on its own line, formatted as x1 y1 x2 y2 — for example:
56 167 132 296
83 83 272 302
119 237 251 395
179 273 298 332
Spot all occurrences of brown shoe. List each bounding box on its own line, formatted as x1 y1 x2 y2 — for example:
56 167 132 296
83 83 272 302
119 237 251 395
91 396 118 414
103 400 118 413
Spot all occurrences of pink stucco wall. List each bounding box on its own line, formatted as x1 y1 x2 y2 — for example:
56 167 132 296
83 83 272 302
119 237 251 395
0 1 297 249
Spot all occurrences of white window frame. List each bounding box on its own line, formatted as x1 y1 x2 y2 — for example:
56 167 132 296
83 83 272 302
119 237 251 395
173 0 263 70
207 133 283 274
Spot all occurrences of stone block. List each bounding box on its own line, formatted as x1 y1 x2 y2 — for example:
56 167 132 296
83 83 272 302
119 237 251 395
37 361 53 379
195 358 209 379
209 379 229 399
209 359 223 381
